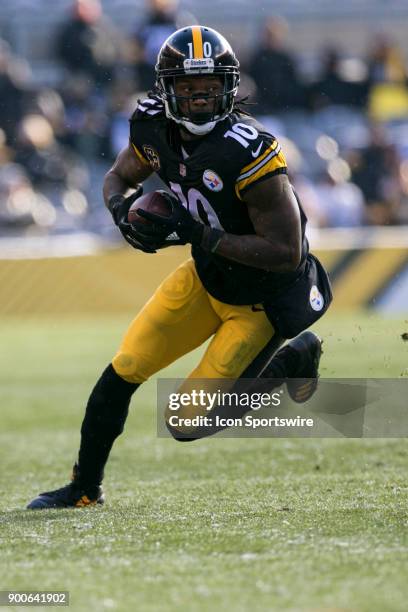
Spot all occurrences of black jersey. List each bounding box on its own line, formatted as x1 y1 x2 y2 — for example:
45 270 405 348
129 95 309 305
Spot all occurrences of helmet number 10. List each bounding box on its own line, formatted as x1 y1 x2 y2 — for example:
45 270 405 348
187 42 213 59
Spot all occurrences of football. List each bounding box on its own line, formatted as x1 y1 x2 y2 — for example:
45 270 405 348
128 191 172 225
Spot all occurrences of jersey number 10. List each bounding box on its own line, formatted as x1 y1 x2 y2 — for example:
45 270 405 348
169 125 260 229
170 182 224 230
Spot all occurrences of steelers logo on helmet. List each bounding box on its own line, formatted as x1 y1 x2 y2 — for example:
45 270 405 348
155 25 240 136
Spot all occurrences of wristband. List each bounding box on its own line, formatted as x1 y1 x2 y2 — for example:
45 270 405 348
107 194 125 225
200 227 225 253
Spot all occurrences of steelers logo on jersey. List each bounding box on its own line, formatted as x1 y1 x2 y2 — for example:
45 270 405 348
203 169 223 192
309 285 324 311
142 145 161 171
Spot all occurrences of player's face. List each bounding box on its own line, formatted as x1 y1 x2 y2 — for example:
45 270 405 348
173 75 224 122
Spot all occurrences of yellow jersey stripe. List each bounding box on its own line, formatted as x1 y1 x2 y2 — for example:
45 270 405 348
237 143 282 182
192 26 203 58
239 141 279 175
131 142 150 167
235 156 287 200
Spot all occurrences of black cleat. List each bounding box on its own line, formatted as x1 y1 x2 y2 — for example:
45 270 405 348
277 331 323 403
27 465 104 510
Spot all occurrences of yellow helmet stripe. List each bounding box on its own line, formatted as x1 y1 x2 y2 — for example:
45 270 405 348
191 26 203 58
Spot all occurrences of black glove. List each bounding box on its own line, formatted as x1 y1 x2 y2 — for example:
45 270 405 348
108 186 142 226
136 192 204 246
108 186 167 253
137 192 225 252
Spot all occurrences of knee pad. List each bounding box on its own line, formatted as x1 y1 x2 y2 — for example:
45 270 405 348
206 324 256 378
112 352 148 384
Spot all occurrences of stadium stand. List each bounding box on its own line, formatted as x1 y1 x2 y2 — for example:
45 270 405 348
0 1 408 315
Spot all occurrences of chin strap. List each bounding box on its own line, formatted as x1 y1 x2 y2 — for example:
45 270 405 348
181 119 217 135
163 99 217 135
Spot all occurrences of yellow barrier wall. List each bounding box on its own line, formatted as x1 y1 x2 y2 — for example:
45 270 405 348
0 247 406 316
0 248 191 316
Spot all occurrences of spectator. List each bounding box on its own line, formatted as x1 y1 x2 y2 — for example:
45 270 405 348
131 0 179 92
367 33 408 86
348 123 403 225
14 113 85 192
58 75 110 159
365 34 408 121
0 39 30 146
309 47 367 110
55 0 121 91
248 16 305 114
0 163 39 233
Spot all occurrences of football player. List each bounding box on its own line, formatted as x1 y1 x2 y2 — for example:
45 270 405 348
27 26 332 509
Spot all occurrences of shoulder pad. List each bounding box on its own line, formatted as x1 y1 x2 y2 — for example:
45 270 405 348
224 113 287 200
130 95 165 122
223 112 279 163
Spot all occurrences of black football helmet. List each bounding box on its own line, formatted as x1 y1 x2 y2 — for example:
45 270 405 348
155 25 240 135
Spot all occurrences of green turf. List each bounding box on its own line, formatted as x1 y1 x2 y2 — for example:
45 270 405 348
1 312 408 611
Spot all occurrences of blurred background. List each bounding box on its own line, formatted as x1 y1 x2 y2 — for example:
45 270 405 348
0 0 408 317
2 5 408 607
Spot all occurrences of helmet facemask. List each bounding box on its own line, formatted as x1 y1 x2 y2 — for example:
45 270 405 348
155 26 240 135
158 71 239 135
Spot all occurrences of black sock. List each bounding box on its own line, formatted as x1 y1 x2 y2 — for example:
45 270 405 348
76 364 139 486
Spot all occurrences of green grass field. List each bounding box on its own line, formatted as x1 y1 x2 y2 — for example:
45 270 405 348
1 312 408 611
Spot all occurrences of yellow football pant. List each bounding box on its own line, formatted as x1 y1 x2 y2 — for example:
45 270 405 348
112 259 277 433
112 258 275 385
